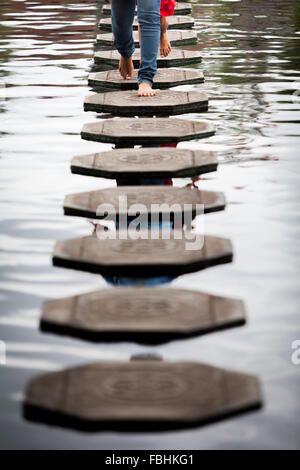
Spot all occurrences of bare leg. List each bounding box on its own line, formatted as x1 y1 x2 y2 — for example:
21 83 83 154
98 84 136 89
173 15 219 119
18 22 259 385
160 16 171 57
139 18 171 58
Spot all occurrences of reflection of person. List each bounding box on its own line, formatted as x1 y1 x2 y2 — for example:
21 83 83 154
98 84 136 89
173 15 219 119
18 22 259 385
111 0 161 96
115 142 177 186
104 274 176 287
95 166 177 287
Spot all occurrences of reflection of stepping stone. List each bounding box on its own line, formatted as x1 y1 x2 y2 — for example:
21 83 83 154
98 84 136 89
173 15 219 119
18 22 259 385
94 49 201 68
52 233 233 277
88 68 204 90
102 2 192 15
99 15 194 31
84 90 208 116
96 30 197 47
71 148 217 179
24 359 262 431
81 119 215 145
63 186 226 219
41 287 246 343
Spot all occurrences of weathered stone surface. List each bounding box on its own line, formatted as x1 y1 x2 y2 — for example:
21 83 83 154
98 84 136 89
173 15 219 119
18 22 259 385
52 233 233 277
94 49 202 68
41 287 246 342
102 2 192 16
63 186 225 219
88 68 204 90
96 30 197 47
71 148 217 179
81 119 215 145
84 90 208 116
99 15 194 31
24 359 262 430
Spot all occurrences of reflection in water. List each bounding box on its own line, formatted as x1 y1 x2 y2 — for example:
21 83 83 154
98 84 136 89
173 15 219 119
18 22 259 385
103 274 176 287
115 143 176 186
1 0 300 450
104 142 178 287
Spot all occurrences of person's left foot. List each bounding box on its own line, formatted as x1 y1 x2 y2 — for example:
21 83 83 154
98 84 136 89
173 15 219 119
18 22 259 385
138 82 156 97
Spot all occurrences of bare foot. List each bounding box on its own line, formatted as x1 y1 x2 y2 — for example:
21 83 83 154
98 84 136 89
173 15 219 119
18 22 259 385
160 17 171 57
119 55 134 80
160 32 172 57
138 82 156 97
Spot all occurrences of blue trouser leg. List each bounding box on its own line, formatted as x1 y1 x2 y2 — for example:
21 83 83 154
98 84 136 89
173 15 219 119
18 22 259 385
111 0 135 59
137 0 161 86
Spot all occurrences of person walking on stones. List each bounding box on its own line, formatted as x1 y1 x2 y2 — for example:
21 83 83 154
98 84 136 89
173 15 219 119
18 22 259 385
111 0 161 96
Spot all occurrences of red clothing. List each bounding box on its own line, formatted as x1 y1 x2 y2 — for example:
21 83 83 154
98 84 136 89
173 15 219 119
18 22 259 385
160 0 176 16
133 0 176 17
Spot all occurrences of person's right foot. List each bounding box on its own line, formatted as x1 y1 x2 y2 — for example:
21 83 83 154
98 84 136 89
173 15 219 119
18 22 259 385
160 31 172 57
119 55 134 80
138 82 156 97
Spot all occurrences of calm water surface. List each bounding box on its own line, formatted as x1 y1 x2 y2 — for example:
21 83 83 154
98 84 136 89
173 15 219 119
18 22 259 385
0 0 300 449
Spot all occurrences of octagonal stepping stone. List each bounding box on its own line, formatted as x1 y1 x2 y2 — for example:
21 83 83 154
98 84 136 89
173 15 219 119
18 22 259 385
84 90 208 116
99 15 194 32
52 233 233 277
24 359 262 431
63 186 225 219
71 148 217 179
102 2 192 16
81 119 215 145
96 30 197 47
94 49 202 68
88 68 204 90
41 287 246 343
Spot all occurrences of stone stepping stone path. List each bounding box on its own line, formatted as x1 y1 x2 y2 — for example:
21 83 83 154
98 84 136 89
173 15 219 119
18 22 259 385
81 118 215 145
94 48 202 68
41 288 246 343
71 148 217 179
52 234 233 277
102 2 192 16
84 90 208 116
24 359 262 431
99 15 194 32
88 68 204 90
96 30 197 47
63 186 225 220
23 2 263 433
